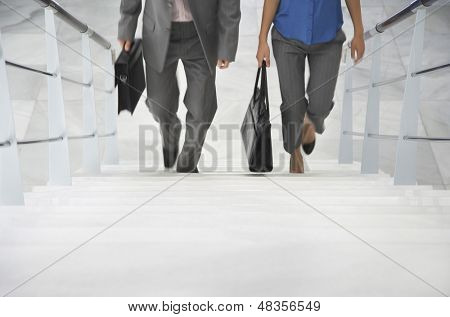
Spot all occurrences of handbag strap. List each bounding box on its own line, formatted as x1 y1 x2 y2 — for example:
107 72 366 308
253 65 262 100
253 61 270 115
261 61 270 115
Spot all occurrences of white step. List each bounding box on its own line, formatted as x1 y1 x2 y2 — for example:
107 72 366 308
98 163 390 172
3 202 448 234
2 202 448 215
23 194 450 207
69 174 395 183
100 161 392 174
29 186 447 198
99 165 375 173
4 213 448 237
2 204 447 216
30 184 437 194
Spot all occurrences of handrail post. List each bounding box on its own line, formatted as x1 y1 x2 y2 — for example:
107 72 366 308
338 51 354 164
361 35 382 174
81 33 100 173
103 49 119 164
45 8 72 186
394 9 426 185
0 31 25 205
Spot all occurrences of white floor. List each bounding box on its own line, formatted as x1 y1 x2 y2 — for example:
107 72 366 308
0 0 449 297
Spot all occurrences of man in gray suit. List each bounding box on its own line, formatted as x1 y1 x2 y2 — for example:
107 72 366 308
118 0 241 173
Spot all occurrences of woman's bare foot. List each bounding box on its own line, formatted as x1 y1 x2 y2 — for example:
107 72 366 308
290 147 304 173
302 123 315 144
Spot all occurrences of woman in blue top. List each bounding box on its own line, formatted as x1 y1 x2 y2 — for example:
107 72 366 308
257 0 365 173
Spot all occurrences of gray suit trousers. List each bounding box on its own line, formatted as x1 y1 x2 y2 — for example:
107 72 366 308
272 27 346 154
145 22 217 169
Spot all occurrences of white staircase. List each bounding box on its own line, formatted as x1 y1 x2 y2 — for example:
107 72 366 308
1 160 449 297
1 0 449 300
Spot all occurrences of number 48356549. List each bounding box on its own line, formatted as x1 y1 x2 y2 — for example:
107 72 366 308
257 300 320 312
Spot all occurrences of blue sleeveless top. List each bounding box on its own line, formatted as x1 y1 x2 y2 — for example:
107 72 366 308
274 0 344 45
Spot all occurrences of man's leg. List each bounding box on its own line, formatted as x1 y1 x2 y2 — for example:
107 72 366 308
145 50 181 168
177 23 217 173
306 29 346 135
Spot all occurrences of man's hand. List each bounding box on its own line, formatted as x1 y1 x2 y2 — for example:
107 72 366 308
351 33 365 64
256 40 271 67
217 59 230 70
118 39 133 52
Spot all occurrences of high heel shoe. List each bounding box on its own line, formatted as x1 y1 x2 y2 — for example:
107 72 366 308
302 122 316 155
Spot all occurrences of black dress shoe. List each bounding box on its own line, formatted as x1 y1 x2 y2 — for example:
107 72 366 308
176 147 200 173
163 145 179 169
176 166 199 173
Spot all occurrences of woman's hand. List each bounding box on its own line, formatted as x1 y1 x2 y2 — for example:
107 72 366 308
256 40 271 67
257 0 279 67
351 33 365 64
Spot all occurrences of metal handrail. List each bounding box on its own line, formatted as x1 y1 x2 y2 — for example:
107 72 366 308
13 131 116 146
346 61 449 92
413 63 450 76
34 0 112 49
95 87 114 94
61 76 91 88
373 75 407 88
5 60 55 77
67 131 117 140
343 131 365 137
61 77 114 93
99 131 117 138
68 133 96 140
368 133 399 141
404 136 450 142
17 136 64 145
6 60 112 92
343 131 450 143
0 140 12 148
364 0 439 40
346 84 370 93
338 0 447 182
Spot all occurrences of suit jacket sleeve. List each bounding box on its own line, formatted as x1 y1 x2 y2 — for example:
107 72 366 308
217 0 241 62
118 0 142 41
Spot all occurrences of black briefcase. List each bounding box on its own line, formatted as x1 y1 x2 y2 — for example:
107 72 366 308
115 39 146 115
240 62 273 173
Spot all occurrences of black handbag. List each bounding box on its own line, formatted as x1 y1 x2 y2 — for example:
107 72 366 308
115 39 146 115
240 62 273 173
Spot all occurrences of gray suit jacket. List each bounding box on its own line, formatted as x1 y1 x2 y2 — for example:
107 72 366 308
118 0 241 73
